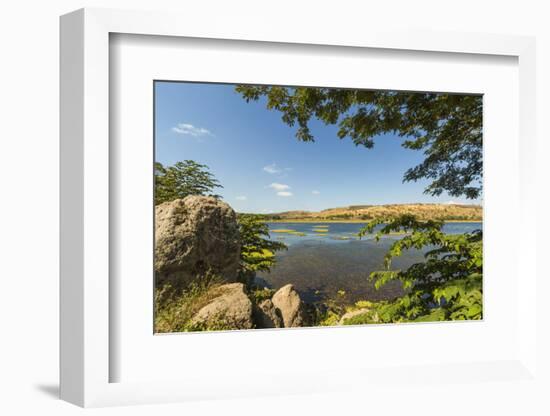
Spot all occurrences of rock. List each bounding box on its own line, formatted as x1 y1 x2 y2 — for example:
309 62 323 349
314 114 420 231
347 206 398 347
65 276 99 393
155 196 241 289
190 283 254 330
271 284 307 327
253 299 283 329
338 308 372 325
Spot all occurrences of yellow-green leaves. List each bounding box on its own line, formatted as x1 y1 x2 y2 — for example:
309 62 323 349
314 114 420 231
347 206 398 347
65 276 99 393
237 214 287 283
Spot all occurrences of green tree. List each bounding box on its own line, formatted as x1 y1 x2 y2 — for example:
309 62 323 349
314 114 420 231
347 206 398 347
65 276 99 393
155 160 222 205
235 86 482 199
237 214 287 286
358 215 482 322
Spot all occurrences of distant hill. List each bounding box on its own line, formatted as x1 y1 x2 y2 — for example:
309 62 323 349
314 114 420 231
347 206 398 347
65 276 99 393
262 203 482 222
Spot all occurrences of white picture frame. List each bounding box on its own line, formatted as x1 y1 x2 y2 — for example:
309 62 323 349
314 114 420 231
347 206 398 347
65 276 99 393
60 7 539 408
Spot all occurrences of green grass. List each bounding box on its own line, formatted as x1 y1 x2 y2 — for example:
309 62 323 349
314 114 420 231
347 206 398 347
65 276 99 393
154 273 228 333
341 311 377 325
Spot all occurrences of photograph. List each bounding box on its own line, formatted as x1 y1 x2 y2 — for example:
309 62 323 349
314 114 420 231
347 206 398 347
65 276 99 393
153 81 483 333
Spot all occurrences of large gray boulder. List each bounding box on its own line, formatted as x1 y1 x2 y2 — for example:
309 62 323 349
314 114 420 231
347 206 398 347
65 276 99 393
190 283 254 330
253 299 284 329
271 284 308 328
155 196 240 289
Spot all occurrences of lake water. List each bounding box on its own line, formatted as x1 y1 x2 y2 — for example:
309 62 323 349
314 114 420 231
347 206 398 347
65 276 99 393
256 222 482 303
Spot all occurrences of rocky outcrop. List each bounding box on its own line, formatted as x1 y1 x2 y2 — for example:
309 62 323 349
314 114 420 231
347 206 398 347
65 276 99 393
155 196 241 289
338 308 371 325
253 299 283 329
271 284 308 328
190 283 254 330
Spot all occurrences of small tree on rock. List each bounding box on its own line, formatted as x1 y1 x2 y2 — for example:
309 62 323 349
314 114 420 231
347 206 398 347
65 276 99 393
155 160 222 205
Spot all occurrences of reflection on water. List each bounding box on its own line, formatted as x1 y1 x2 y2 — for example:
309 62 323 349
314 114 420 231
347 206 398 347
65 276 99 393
257 222 482 303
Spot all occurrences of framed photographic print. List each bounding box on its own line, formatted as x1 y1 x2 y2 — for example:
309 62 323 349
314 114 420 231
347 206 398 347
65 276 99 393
60 7 540 409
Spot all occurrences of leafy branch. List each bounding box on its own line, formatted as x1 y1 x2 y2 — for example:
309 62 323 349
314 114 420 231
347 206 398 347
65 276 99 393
237 214 287 286
236 86 483 199
358 215 482 321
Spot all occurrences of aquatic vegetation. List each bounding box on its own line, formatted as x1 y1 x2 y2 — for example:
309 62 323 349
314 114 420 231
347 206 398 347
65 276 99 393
313 229 329 233
270 229 306 236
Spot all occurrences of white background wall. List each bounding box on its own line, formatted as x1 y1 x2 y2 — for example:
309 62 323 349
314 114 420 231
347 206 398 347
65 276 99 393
0 1 548 415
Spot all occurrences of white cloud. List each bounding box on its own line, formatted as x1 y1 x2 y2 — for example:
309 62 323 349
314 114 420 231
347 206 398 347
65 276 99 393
263 163 292 175
263 163 281 174
268 183 290 191
235 196 247 201
268 182 292 196
312 190 320 195
171 123 212 137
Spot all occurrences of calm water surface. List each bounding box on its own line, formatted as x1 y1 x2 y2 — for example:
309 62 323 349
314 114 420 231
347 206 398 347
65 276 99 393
256 222 482 303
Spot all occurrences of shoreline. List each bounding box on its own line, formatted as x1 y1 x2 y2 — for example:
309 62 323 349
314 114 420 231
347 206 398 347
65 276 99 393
266 219 482 224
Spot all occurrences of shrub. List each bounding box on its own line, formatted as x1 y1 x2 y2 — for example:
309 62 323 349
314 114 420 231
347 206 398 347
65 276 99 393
237 214 286 286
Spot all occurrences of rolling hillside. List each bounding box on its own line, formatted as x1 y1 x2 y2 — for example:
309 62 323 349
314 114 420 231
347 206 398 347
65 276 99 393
262 203 482 222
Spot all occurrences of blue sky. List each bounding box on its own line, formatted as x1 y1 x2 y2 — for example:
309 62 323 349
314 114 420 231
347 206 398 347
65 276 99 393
155 82 480 213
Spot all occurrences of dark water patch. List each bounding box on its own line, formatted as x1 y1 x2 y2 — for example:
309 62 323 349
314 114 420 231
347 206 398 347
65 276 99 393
257 222 482 303
258 239 423 303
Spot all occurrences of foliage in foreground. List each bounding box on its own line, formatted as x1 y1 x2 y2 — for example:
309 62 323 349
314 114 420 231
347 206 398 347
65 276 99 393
237 214 287 286
155 160 222 205
355 215 483 322
235 86 482 199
